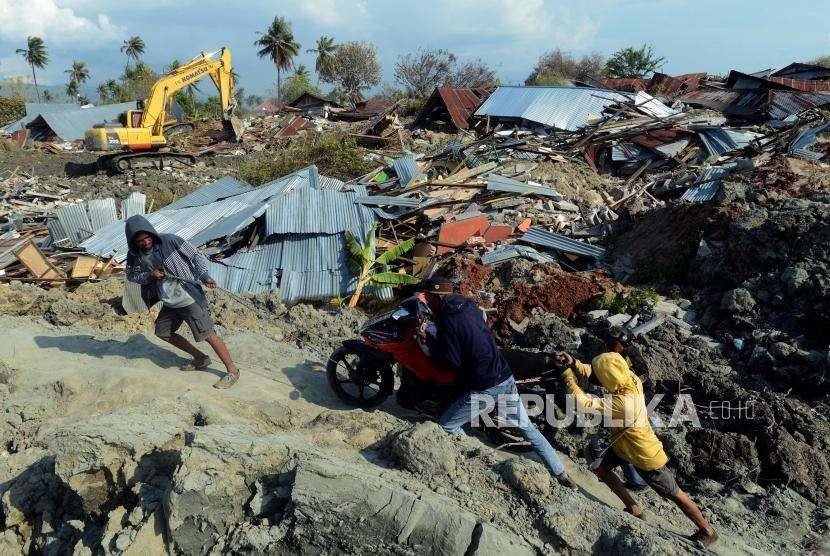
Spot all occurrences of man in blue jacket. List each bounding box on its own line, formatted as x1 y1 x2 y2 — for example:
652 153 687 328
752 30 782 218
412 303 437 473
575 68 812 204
124 215 240 389
422 276 575 488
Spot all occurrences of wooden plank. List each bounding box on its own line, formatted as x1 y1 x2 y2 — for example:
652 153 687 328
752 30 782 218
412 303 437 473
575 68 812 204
70 255 100 279
12 240 65 279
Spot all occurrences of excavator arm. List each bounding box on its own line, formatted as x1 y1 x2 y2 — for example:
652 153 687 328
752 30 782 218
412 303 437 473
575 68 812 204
141 47 242 140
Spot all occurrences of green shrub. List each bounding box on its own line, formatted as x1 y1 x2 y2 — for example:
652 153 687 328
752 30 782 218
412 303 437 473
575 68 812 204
237 134 375 185
0 96 25 127
596 288 658 314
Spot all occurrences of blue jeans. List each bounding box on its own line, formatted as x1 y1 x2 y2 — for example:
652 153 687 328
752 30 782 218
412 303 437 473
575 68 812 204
439 376 566 476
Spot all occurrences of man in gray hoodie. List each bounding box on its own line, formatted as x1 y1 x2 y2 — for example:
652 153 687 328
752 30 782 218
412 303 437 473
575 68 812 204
124 215 240 389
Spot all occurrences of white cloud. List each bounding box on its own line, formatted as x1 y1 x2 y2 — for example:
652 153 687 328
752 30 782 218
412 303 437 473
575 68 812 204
294 0 369 27
422 0 599 50
0 0 127 45
0 54 33 79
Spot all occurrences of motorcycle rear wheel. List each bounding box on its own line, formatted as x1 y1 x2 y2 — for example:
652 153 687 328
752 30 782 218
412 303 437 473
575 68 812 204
327 345 395 408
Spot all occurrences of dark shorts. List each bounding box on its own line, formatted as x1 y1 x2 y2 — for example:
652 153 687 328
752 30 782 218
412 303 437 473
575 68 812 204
584 438 680 500
155 303 215 342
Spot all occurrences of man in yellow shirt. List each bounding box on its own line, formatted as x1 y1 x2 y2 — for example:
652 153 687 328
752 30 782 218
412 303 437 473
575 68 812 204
554 341 718 547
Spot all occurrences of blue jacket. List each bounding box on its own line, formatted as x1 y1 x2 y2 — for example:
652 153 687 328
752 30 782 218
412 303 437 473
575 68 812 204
435 294 512 391
124 215 210 310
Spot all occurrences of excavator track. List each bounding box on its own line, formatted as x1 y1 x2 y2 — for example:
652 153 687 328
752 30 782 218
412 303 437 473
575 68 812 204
98 151 197 174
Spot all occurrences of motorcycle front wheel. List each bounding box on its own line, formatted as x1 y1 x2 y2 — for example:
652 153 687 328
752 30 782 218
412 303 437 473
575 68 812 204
326 345 395 408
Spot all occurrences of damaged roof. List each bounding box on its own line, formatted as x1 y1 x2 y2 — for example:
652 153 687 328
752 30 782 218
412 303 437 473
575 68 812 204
414 87 489 130
26 101 136 141
80 165 383 305
473 86 630 131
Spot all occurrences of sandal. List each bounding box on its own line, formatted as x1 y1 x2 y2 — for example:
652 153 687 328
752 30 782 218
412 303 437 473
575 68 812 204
182 355 211 372
213 371 240 389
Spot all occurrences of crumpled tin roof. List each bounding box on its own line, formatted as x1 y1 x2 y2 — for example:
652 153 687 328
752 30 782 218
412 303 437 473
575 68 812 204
1 102 78 133
83 165 383 304
28 101 136 141
474 86 630 131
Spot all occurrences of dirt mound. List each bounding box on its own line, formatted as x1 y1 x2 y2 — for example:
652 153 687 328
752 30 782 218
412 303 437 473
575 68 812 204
530 159 613 201
494 266 607 330
608 202 729 283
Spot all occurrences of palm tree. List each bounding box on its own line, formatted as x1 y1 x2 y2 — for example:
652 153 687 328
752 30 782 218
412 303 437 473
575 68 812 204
42 90 54 102
254 16 300 109
97 82 109 103
16 36 49 102
294 64 310 79
307 35 338 82
65 60 90 86
121 36 146 69
65 80 79 100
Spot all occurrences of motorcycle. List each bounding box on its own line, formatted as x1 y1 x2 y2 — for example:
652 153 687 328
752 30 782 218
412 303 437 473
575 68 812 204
326 295 564 447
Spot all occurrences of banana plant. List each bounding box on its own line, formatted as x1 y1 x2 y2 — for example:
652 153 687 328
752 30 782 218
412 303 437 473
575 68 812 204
345 224 420 308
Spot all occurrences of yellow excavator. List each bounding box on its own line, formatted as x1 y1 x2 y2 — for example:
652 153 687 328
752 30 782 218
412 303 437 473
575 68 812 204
85 47 244 172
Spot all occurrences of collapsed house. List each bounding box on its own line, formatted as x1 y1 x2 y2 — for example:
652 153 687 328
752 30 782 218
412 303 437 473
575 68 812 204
412 87 490 131
3 102 137 142
67 166 387 309
288 91 343 118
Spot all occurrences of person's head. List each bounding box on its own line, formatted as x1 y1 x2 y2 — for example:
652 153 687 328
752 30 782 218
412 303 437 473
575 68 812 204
601 325 631 354
422 275 454 311
133 231 154 252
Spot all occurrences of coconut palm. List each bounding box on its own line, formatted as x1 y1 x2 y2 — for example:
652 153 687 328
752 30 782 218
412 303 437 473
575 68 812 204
307 35 338 82
65 80 79 100
96 82 109 103
16 36 49 102
42 90 54 102
294 65 310 79
121 36 146 69
254 16 300 109
64 60 90 89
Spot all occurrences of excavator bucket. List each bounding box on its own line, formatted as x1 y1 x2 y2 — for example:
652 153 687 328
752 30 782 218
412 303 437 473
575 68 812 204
223 114 244 143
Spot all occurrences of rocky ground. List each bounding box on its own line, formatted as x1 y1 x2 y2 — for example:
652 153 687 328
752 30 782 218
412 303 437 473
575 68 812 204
1 147 829 554
0 277 827 555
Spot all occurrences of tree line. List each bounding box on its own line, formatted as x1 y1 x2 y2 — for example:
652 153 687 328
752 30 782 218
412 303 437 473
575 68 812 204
8 15 830 111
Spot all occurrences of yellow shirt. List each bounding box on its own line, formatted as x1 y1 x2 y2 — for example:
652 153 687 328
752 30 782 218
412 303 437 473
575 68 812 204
561 352 668 471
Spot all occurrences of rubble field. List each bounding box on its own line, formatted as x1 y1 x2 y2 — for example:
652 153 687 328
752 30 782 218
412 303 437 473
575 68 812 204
2 67 830 554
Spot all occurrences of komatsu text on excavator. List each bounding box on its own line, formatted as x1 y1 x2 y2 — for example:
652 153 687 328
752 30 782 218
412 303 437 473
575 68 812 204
85 47 243 172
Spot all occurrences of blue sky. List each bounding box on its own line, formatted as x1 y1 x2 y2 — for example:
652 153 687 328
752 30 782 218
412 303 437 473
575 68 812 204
1 0 829 100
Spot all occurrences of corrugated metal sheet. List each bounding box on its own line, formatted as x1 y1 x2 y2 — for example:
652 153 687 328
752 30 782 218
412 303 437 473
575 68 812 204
768 90 830 120
121 191 146 218
487 174 560 198
29 102 135 141
264 187 374 237
696 128 765 156
46 218 69 245
473 86 630 131
680 167 730 202
56 203 93 246
87 198 118 232
634 91 676 118
165 175 253 209
481 245 554 265
520 227 605 259
393 154 421 186
789 123 830 160
354 195 423 207
1 102 78 133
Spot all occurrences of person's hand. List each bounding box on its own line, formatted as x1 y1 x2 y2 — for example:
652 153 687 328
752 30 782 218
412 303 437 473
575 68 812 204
203 277 217 289
552 351 574 373
151 268 165 280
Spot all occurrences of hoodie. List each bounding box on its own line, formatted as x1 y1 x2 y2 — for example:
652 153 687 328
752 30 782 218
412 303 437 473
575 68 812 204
435 294 512 390
561 352 668 470
124 215 210 310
